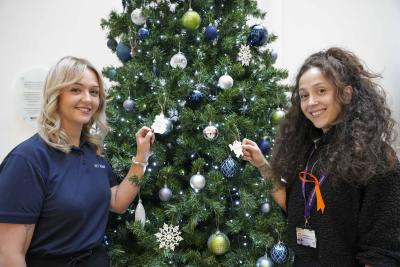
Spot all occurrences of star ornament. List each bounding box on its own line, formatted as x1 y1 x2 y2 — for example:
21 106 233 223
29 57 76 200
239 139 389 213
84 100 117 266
229 140 243 158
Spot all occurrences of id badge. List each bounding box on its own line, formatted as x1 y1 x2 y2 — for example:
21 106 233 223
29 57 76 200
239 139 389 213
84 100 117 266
296 227 317 248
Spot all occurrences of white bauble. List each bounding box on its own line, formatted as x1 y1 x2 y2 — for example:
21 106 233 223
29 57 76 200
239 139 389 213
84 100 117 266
170 52 187 69
218 74 234 89
190 172 206 190
131 8 146 25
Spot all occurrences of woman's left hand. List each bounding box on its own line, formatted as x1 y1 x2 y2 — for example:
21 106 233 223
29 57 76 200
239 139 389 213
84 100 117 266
135 126 155 162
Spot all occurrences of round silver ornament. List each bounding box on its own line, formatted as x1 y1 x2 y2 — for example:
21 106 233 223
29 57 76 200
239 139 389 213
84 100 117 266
170 52 187 69
256 255 274 267
261 202 271 214
190 172 206 190
159 186 172 202
131 8 146 25
123 97 135 111
203 122 218 141
218 74 234 89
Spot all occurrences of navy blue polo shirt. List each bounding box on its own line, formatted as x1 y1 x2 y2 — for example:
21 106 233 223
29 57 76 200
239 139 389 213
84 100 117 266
0 134 118 256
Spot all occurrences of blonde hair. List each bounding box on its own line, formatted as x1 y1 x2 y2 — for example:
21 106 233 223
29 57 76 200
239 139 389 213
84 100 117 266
38 56 108 155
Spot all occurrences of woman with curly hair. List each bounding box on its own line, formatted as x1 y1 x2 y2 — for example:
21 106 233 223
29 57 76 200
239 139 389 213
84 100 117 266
243 47 400 266
0 56 154 267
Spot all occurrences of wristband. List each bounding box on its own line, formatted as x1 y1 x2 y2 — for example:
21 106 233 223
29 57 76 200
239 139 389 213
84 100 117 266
131 156 148 168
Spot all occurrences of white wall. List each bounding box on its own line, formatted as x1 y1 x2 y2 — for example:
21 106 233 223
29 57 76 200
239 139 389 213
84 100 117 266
0 0 399 160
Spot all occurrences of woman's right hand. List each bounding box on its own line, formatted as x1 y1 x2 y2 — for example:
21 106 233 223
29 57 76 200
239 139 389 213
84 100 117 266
242 138 269 168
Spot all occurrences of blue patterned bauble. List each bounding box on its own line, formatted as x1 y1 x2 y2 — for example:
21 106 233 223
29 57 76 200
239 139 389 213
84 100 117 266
204 24 218 41
138 27 150 40
107 38 118 50
220 157 239 178
248 24 268 46
116 42 132 63
270 242 289 264
107 68 117 80
258 138 271 154
256 255 274 267
123 98 135 112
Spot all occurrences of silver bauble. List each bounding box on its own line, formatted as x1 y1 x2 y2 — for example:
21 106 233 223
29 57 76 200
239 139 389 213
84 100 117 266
131 8 146 25
256 255 274 267
159 186 172 202
170 52 187 69
218 74 234 89
203 123 218 141
190 172 206 190
261 202 271 214
123 98 135 111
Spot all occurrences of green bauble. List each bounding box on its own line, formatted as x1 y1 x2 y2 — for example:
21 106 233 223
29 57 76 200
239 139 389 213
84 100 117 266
182 9 201 31
271 109 286 124
207 231 230 255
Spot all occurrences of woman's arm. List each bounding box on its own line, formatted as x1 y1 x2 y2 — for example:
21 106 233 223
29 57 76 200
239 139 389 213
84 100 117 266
110 127 154 214
242 138 287 211
0 223 35 267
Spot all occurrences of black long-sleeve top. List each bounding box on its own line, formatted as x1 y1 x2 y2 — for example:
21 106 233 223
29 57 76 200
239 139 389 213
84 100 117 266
286 133 400 267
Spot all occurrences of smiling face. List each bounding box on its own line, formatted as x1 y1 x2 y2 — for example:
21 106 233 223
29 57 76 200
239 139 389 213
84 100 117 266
58 68 100 133
299 67 343 132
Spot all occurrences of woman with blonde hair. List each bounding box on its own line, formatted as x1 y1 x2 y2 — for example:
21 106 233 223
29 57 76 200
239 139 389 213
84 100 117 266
0 56 154 267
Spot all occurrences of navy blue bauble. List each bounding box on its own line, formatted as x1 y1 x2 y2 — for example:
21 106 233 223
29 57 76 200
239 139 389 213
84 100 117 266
102 234 110 247
270 242 289 264
116 42 132 63
187 90 205 108
258 138 271 154
248 24 268 46
138 27 150 40
220 158 239 178
107 38 118 50
204 25 218 41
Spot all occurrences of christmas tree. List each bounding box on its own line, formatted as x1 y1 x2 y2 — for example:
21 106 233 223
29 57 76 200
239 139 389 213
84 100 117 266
101 0 291 266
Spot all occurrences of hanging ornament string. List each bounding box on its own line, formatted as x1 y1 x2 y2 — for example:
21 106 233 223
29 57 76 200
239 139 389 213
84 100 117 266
189 0 192 10
158 93 167 114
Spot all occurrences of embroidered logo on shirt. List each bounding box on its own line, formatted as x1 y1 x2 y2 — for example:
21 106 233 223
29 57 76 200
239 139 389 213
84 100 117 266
94 164 106 169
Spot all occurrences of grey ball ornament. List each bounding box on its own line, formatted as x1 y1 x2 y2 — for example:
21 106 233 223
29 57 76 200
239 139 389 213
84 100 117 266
159 186 173 202
123 98 135 112
256 255 274 267
190 172 206 190
261 202 271 214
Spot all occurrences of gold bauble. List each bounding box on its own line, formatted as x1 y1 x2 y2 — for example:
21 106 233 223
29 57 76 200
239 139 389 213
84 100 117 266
207 231 230 255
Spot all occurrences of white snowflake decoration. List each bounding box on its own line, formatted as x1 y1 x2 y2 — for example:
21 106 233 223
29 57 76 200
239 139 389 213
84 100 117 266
238 44 252 66
155 223 183 251
229 140 243 158
151 113 169 134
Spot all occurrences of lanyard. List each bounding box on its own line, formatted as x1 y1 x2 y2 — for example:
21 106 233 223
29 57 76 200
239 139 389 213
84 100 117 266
299 145 327 224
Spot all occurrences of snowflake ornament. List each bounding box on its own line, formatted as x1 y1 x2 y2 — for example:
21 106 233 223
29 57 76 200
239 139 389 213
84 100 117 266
238 44 252 66
154 223 183 251
151 113 171 134
229 140 243 158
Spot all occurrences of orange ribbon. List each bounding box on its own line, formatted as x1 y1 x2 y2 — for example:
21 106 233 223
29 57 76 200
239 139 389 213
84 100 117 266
299 171 325 213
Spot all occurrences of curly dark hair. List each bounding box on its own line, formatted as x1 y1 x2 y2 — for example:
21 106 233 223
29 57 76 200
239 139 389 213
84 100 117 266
270 47 397 186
